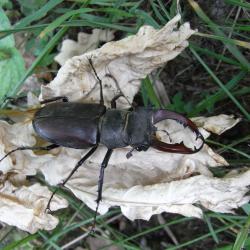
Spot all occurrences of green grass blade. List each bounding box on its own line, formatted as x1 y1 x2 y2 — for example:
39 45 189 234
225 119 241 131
39 231 61 250
156 0 170 20
0 24 45 37
217 135 250 155
3 27 68 103
149 0 168 24
233 214 250 250
15 0 64 28
133 9 160 28
206 139 250 159
204 213 219 244
97 7 135 18
190 47 250 120
195 32 250 50
209 213 247 220
188 0 250 70
142 77 161 108
190 43 241 67
2 233 39 250
71 18 136 32
216 24 250 32
43 210 119 247
39 8 94 38
0 19 136 37
103 217 191 249
85 0 137 7
170 0 178 19
215 245 234 250
189 70 246 116
166 221 242 250
225 0 250 9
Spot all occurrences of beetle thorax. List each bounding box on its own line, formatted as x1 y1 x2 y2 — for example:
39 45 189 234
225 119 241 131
100 108 155 151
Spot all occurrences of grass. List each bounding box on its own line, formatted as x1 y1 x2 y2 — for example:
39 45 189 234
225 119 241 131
0 0 249 249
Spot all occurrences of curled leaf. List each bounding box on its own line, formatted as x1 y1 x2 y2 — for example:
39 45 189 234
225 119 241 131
41 14 196 108
54 29 115 66
192 115 241 135
0 177 67 233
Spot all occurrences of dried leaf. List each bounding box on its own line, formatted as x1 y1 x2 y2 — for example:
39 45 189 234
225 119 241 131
192 115 241 135
54 29 115 66
0 177 67 233
41 15 195 109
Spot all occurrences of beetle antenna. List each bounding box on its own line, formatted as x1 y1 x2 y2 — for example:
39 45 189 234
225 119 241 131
105 73 132 107
0 144 59 163
88 58 104 106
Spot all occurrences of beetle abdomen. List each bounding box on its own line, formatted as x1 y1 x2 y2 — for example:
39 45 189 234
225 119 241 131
33 103 106 149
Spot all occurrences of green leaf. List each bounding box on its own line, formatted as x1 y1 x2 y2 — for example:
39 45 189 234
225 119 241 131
0 8 25 103
0 0 12 8
17 0 47 16
0 10 14 47
172 92 185 111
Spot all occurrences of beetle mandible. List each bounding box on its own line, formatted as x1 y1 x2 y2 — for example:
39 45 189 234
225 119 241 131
0 58 204 228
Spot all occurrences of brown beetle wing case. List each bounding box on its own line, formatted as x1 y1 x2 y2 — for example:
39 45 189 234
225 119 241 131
33 103 106 149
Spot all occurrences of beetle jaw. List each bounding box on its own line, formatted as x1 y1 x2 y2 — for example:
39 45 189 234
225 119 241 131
152 110 205 154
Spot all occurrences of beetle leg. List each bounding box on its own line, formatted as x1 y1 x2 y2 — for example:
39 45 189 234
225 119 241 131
0 144 59 163
88 58 104 106
40 96 69 104
111 94 124 109
46 145 98 212
91 148 113 232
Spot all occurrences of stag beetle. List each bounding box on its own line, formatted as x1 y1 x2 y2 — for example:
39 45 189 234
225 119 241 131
0 58 204 228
